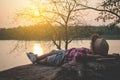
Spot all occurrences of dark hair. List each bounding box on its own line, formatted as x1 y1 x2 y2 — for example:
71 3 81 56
90 34 101 54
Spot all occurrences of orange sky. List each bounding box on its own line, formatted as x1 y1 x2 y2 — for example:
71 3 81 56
0 0 30 28
0 0 111 28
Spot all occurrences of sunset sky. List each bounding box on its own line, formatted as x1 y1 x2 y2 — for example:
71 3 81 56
0 0 111 28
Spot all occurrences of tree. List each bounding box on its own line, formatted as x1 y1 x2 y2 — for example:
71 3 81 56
15 0 87 50
75 0 120 27
96 0 120 26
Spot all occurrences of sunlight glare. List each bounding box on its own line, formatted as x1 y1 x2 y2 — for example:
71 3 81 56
34 11 40 17
33 44 43 56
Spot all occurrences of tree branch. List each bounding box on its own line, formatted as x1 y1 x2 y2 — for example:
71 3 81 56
76 3 120 19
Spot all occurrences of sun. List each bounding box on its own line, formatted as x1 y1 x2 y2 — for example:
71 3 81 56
34 11 40 17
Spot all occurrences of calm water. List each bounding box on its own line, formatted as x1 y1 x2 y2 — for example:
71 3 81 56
0 40 120 71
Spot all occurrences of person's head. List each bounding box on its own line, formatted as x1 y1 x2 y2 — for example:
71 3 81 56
90 34 109 56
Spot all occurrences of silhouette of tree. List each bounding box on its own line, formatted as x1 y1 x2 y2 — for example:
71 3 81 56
15 0 87 50
74 0 120 27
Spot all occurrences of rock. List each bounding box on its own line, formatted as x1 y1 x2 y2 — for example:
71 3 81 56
0 64 60 80
0 55 120 80
53 55 120 80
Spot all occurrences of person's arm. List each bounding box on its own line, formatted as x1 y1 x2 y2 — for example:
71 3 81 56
76 54 103 62
87 54 103 57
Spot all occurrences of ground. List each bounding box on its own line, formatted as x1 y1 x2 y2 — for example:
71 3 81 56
0 55 120 80
0 64 60 80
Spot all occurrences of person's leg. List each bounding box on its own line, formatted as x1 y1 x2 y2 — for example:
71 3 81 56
36 50 58 60
36 58 48 64
26 50 58 64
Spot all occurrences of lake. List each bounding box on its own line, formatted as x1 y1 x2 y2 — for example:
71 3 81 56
0 40 120 71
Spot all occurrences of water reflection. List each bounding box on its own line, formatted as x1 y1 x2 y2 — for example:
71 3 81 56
33 43 43 56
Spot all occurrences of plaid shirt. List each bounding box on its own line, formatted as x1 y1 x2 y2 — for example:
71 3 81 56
63 47 90 63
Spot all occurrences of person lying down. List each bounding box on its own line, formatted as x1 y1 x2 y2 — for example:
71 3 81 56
26 34 109 66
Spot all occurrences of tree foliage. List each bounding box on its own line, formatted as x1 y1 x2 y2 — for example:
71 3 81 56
0 25 120 40
76 0 120 26
96 0 120 26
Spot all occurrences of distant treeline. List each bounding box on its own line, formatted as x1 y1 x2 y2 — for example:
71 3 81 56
0 24 120 40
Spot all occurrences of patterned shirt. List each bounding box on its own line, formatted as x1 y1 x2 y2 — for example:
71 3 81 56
63 47 90 63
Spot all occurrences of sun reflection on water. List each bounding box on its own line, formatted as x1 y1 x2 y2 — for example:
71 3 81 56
33 43 43 56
